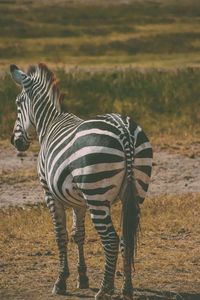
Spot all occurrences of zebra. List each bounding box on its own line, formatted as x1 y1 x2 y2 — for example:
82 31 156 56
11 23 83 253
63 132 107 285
10 63 153 300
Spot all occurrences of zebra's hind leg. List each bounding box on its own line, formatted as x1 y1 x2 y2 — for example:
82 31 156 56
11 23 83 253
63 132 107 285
87 201 119 300
119 237 134 300
45 194 69 295
121 247 133 300
120 237 125 259
71 207 89 289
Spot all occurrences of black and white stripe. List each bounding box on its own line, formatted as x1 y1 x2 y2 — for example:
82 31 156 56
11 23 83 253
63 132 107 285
10 64 153 300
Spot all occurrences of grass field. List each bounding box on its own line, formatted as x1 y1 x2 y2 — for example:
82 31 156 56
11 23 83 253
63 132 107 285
1 66 200 143
0 0 200 140
0 194 200 299
0 0 200 68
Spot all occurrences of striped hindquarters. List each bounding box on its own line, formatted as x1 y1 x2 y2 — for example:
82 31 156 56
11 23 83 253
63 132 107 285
93 114 153 204
130 120 153 203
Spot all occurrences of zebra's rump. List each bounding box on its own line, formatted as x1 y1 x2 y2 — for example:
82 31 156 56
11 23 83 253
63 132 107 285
44 114 152 206
94 114 153 203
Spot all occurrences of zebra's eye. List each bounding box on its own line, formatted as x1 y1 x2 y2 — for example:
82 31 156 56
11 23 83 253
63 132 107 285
16 100 20 106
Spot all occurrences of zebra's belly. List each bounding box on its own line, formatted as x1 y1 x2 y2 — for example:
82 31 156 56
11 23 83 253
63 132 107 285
47 161 125 208
47 172 86 208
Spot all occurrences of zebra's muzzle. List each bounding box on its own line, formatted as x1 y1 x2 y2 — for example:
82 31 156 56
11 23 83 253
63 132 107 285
10 134 14 146
12 136 30 152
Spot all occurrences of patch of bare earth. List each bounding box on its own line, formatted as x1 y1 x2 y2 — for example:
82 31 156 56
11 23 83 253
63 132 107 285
0 141 200 299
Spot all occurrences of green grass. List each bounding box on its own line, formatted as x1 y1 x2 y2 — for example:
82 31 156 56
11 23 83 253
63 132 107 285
58 67 200 139
1 66 199 140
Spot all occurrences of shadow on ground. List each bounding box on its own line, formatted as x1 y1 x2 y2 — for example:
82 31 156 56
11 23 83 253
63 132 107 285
1 286 200 300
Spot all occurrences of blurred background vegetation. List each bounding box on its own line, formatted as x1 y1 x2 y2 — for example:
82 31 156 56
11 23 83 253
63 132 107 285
0 0 200 141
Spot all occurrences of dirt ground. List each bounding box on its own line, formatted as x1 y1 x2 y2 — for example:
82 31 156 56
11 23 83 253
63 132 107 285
0 141 200 300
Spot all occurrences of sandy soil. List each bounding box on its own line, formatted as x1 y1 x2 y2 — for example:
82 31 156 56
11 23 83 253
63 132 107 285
0 144 200 208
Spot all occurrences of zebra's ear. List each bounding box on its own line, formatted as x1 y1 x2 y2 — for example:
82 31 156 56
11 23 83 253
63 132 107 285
10 64 29 85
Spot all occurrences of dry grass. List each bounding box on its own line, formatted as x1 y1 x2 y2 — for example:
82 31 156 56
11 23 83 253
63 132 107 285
0 169 37 185
151 133 200 157
0 193 200 299
1 0 200 69
138 194 200 290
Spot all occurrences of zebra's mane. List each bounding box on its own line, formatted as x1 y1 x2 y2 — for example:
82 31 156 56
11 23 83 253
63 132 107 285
27 63 65 113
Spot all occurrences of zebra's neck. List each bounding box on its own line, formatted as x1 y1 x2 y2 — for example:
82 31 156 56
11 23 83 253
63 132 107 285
31 90 60 144
27 66 83 144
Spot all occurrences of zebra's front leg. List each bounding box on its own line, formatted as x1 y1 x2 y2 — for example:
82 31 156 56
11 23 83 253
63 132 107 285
45 194 69 295
71 207 89 289
88 202 119 300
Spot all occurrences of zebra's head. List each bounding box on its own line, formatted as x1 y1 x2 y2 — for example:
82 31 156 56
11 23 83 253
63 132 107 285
10 64 34 152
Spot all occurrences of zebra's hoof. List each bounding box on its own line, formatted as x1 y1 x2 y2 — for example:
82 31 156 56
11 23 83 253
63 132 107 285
77 275 89 289
52 285 66 295
95 289 113 300
52 280 67 295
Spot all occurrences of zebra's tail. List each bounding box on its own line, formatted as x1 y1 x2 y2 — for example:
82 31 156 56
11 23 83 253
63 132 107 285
120 119 152 264
121 177 140 264
120 129 140 265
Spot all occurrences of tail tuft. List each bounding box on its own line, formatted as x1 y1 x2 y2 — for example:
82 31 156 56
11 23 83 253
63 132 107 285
122 178 140 264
